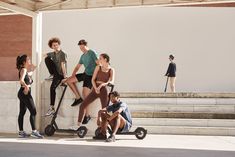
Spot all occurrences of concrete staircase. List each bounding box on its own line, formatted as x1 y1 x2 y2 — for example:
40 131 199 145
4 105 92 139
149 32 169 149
40 81 235 136
121 93 235 136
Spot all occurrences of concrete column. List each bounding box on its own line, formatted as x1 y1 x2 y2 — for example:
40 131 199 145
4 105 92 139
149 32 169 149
32 12 43 131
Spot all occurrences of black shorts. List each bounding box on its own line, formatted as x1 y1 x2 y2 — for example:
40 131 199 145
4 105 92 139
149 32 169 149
75 73 93 89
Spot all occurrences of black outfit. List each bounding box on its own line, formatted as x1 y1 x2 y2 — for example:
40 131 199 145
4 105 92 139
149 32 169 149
76 73 93 89
165 62 176 77
18 69 36 131
45 56 64 106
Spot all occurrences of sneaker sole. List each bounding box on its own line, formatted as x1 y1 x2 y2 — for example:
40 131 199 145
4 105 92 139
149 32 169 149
44 114 54 117
71 103 80 107
18 135 29 138
31 134 43 139
71 99 83 107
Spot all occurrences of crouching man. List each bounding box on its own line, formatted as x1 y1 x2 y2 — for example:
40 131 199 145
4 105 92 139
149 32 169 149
94 91 132 142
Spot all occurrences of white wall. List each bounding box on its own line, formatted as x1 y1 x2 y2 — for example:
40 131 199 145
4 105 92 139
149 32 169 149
0 82 32 133
41 6 235 92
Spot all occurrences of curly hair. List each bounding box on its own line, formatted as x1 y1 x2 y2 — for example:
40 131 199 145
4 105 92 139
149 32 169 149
48 37 61 48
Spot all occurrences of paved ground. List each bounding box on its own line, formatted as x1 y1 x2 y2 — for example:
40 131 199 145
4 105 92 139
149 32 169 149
0 134 235 157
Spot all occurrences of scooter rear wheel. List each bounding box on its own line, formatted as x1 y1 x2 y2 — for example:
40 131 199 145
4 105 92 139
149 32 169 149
77 126 88 138
95 126 112 136
135 127 147 139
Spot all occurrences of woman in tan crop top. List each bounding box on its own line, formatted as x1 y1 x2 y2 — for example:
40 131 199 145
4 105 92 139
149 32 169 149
70 53 115 130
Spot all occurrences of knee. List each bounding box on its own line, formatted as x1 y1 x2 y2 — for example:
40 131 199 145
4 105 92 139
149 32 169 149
101 112 108 121
110 116 118 123
19 111 26 117
66 78 73 84
114 115 121 121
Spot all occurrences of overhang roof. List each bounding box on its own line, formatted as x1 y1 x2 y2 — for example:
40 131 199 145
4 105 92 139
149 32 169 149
0 0 235 17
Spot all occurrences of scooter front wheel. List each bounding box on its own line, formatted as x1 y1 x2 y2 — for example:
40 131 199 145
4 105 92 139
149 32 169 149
95 127 102 137
44 125 56 136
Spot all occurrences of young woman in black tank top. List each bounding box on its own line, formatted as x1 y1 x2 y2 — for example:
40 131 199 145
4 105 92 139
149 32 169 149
16 54 43 138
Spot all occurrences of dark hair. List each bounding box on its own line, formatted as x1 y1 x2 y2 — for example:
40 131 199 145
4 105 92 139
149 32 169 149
169 54 174 60
78 39 87 46
48 37 61 48
16 54 27 70
110 91 120 98
100 53 110 63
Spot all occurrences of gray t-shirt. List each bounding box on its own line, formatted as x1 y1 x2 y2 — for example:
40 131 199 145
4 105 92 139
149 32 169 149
106 101 132 125
47 50 67 75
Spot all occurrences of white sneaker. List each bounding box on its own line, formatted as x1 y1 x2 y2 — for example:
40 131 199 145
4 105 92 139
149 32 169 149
69 125 80 131
45 75 53 80
31 130 43 139
45 107 55 116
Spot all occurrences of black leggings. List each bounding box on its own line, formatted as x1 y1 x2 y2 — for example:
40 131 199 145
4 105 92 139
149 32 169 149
18 88 37 131
45 56 64 106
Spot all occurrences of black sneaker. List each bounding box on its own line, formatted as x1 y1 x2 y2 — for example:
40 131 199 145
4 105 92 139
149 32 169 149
106 135 116 142
93 133 107 140
82 115 91 124
71 98 83 107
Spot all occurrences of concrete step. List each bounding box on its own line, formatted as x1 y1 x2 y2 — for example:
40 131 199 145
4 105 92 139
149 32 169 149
42 98 235 116
131 112 235 119
130 125 235 136
132 118 235 127
124 98 235 114
131 118 235 136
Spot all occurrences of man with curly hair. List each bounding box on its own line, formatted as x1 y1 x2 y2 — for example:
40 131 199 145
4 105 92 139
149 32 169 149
44 37 67 116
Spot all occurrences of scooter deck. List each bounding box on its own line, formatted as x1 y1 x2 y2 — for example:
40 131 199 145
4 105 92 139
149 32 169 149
56 129 77 133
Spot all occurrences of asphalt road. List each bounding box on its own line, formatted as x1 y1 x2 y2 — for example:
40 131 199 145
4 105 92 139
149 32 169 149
0 142 235 157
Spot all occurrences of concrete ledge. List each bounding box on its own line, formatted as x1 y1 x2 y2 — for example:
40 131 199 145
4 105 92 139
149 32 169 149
120 92 235 98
